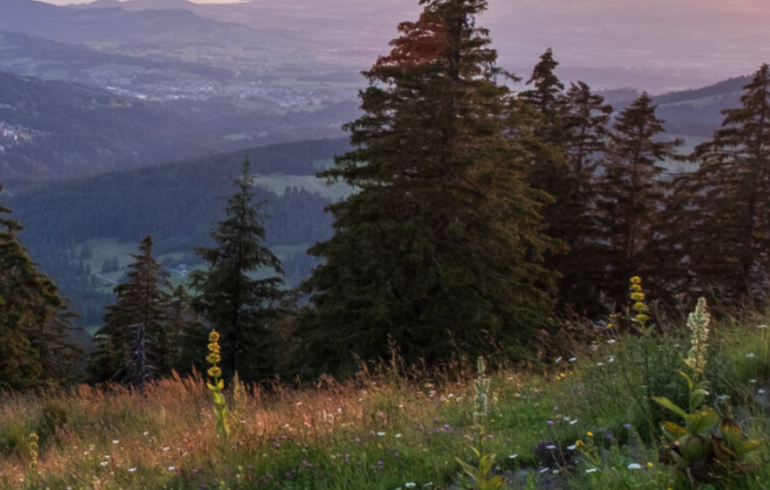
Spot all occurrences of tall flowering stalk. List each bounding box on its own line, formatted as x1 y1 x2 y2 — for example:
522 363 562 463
473 357 491 430
206 330 229 438
629 276 650 329
684 297 710 379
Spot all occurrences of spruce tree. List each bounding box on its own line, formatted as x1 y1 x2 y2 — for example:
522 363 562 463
598 93 680 308
0 185 84 389
295 0 557 375
519 51 612 313
673 64 770 299
189 159 284 382
91 236 169 386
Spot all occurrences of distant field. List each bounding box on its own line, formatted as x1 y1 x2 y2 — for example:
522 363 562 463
253 173 354 201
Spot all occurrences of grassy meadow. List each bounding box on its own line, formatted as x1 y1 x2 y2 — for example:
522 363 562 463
2 303 770 490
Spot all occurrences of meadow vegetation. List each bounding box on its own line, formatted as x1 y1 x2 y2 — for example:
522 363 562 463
1 295 769 490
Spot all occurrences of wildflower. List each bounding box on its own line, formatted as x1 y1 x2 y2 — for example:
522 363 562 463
759 389 767 395
607 323 613 328
759 325 768 329
567 445 577 451
100 461 109 467
547 420 553 425
509 454 518 459
128 468 136 472
607 339 616 344
206 353 221 364
208 330 220 343
395 433 402 438
684 298 711 376
630 276 642 284
585 468 598 473
405 484 417 489
546 445 557 450
207 366 222 378
112 440 119 444
750 379 757 384
747 353 756 359
647 462 654 468
628 463 642 470
570 419 578 425
377 432 386 437
539 467 549 474
587 432 594 438
168 466 175 471
569 357 577 362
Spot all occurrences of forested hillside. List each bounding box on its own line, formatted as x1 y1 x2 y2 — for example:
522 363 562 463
8 138 349 325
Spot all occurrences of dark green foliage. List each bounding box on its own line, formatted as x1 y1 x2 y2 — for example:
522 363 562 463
190 160 284 382
0 185 84 390
598 93 681 308
296 0 557 376
90 236 170 386
672 65 770 301
518 50 613 314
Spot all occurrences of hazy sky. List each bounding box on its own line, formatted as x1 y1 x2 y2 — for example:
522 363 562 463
38 0 243 4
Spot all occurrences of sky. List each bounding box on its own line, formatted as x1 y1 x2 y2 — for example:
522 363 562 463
38 0 243 4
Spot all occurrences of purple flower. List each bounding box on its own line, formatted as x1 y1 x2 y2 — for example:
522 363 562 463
547 420 554 426
378 460 384 470
354 437 361 444
274 443 281 449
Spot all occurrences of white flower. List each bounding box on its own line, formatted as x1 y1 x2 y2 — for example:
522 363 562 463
395 433 403 438
337 408 342 413
539 467 549 473
405 483 417 489
128 468 137 472
570 419 579 425
567 445 577 451
609 356 615 363
747 353 756 358
627 463 642 470
377 432 386 436
424 483 434 488
100 461 109 467
596 362 604 367
607 339 616 344
508 454 518 459
750 379 757 384
569 357 577 362
585 468 598 473
546 445 557 450
162 446 170 452
296 402 302 406
555 356 562 363
759 389 767 395
759 325 768 329
168 466 175 471
112 440 120 444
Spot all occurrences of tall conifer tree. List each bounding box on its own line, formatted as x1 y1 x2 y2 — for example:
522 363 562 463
0 186 83 389
672 64 770 299
91 236 169 386
519 51 611 313
296 0 557 375
190 160 284 382
598 93 680 308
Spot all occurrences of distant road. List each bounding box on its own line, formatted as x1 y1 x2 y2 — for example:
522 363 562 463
91 272 118 285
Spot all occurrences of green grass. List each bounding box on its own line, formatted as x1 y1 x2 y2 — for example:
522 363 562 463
2 306 770 489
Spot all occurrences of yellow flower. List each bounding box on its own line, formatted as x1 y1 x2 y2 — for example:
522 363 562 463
206 353 221 365
587 431 593 438
630 276 642 284
631 292 645 302
607 323 613 329
575 440 585 447
208 330 220 343
633 302 649 312
635 313 650 323
647 462 654 468
208 366 222 378
208 342 220 353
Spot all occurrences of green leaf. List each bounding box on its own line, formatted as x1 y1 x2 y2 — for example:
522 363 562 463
689 389 707 412
678 371 694 391
479 454 495 477
685 407 719 435
719 418 743 450
740 440 763 454
661 421 687 440
213 392 226 405
652 396 687 419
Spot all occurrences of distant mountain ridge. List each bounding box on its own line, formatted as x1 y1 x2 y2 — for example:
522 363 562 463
0 0 267 47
